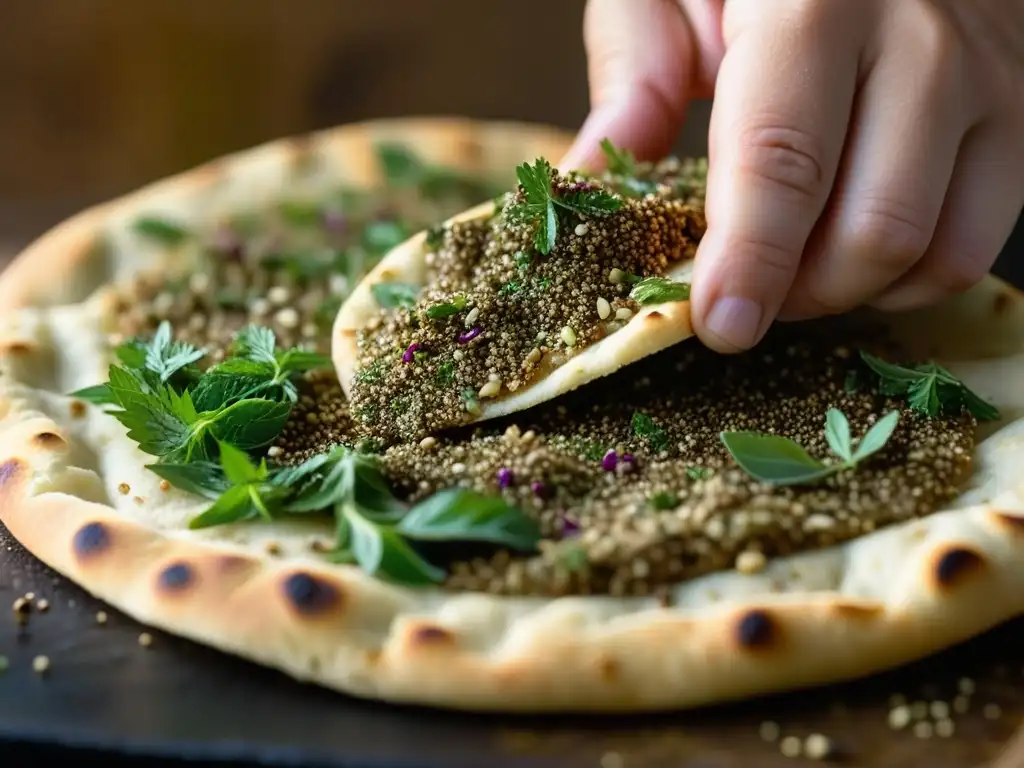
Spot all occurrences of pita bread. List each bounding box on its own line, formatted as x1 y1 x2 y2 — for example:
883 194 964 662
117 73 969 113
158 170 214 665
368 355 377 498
0 119 1023 728
332 171 700 424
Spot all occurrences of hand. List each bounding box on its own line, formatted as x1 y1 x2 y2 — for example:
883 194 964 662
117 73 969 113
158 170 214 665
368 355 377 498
562 0 1024 353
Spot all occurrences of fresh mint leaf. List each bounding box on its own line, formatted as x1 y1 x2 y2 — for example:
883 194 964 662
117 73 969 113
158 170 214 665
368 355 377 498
70 383 114 405
210 399 291 450
858 351 1000 421
106 366 193 458
342 504 445 585
188 485 257 529
233 325 277 365
191 370 275 412
276 349 330 375
719 431 833 485
218 440 265 485
397 488 541 551
132 216 190 246
721 409 900 485
146 461 229 499
629 277 691 305
372 282 420 309
825 408 853 462
506 157 621 255
143 321 205 384
600 138 638 177
631 411 670 453
852 410 900 463
426 295 467 319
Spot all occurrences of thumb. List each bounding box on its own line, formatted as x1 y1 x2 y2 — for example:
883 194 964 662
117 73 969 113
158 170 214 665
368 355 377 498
559 0 697 173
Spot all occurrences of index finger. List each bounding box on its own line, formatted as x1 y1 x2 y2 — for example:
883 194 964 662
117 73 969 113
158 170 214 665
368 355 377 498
690 0 865 352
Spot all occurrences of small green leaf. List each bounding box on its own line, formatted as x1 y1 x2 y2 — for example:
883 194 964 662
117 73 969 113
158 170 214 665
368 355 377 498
557 189 621 217
371 282 420 309
69 383 114 404
425 295 467 319
376 143 424 186
233 325 278 365
648 492 678 510
276 349 331 376
686 466 712 481
218 441 262 485
188 485 257 529
825 408 853 462
631 411 670 453
852 410 900 462
720 431 834 485
363 220 407 255
629 277 691 305
907 375 940 417
514 251 532 270
435 360 456 385
132 216 190 246
398 488 541 551
210 399 291 450
147 461 229 499
600 138 637 177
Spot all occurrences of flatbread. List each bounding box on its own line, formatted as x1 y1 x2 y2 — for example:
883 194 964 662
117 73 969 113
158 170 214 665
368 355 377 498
333 187 697 423
0 119 1023 728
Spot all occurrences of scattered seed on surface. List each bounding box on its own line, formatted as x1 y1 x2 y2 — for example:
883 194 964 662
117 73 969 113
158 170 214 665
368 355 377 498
560 326 577 347
138 632 154 648
574 223 589 236
803 734 833 761
596 297 611 320
735 550 766 574
888 705 911 730
779 736 802 757
95 611 108 625
118 483 130 495
32 656 50 674
615 307 633 321
36 599 49 612
758 721 781 742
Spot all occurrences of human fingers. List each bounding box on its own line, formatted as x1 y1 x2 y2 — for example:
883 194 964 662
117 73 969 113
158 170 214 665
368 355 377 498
780 6 975 320
689 0 865 352
559 0 696 172
871 120 1024 311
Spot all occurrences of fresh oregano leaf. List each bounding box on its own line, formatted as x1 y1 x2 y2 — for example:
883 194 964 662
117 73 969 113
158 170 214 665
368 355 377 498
188 485 257 530
824 408 853 462
631 411 670 453
851 410 900 462
132 216 190 246
426 295 467 319
397 488 541 551
719 432 834 485
147 461 230 499
371 282 420 310
629 277 691 305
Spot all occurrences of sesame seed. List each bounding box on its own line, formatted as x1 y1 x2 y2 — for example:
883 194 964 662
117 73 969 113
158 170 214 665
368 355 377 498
779 736 802 757
735 550 766 574
479 379 502 398
267 446 284 458
803 734 833 761
912 721 933 739
268 286 291 305
138 632 153 648
935 719 955 738
615 307 633 321
888 705 911 730
464 307 480 327
32 655 50 674
118 483 130 495
36 599 49 612
275 308 300 329
419 437 438 451
574 223 589 236
95 611 108 625
24 592 34 601
608 268 625 284
159 480 170 492
560 326 577 347
596 297 611 320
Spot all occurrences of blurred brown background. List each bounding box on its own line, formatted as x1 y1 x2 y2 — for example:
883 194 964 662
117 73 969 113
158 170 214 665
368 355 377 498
0 1 711 259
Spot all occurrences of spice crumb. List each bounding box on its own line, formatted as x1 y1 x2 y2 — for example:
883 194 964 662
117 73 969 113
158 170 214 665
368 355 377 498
735 550 767 574
118 483 130 495
32 655 50 674
158 480 171 492
24 592 34 601
36 599 49 612
138 632 153 648
758 721 781 742
95 611 108 625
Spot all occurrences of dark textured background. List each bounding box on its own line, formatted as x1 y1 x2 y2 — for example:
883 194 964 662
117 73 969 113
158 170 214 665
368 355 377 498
0 3 1022 766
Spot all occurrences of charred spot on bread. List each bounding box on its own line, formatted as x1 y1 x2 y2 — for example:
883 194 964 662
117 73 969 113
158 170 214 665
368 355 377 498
934 546 985 589
736 609 775 649
73 521 111 558
282 572 339 615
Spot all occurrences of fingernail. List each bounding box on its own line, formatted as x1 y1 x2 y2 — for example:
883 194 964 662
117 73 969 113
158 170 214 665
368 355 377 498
704 296 764 350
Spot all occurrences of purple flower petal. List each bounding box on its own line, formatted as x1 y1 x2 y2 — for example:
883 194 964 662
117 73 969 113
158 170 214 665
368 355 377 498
531 481 552 500
497 467 515 489
601 449 618 472
458 327 482 344
401 343 421 363
617 454 637 473
560 516 581 536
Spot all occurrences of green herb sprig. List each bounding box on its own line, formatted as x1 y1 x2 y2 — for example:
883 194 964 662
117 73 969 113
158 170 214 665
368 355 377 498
371 282 420 310
858 351 999 421
629 277 692 305
599 139 658 198
720 408 900 486
426 294 468 319
632 411 670 453
70 322 328 467
175 443 540 586
506 158 621 255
